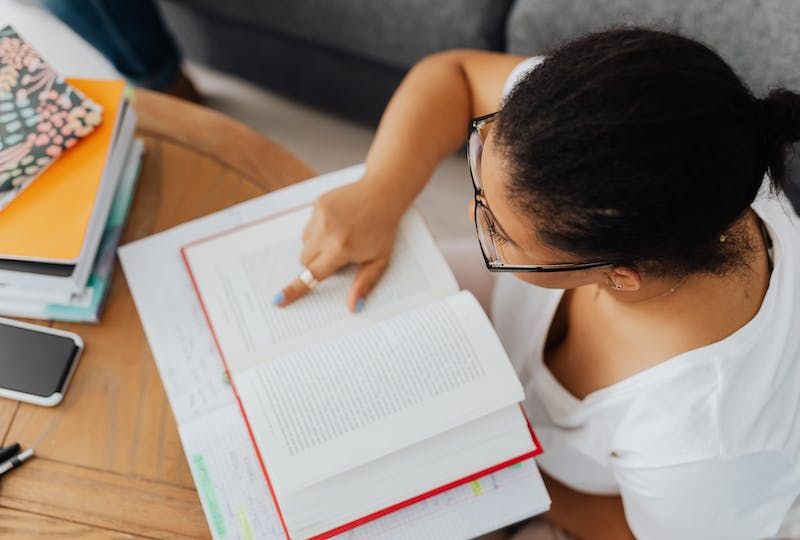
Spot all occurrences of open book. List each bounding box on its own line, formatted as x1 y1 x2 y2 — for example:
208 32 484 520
181 206 542 539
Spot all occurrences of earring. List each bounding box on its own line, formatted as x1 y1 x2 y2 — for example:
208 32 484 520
607 276 623 290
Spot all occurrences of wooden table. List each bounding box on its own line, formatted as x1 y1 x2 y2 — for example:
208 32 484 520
0 89 316 538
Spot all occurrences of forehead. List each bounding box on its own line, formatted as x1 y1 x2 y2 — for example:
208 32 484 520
480 133 533 241
479 131 575 264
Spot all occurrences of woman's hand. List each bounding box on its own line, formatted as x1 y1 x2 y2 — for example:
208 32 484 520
273 50 525 312
274 179 405 312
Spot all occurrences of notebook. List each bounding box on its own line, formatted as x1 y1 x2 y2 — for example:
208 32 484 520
0 78 126 263
182 205 542 539
0 25 103 211
0 84 135 294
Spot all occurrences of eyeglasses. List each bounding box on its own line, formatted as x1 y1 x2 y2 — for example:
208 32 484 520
468 112 618 273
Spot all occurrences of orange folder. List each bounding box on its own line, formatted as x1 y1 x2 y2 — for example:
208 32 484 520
0 79 126 263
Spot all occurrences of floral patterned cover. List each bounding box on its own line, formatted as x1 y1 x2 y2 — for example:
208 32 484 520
0 25 103 211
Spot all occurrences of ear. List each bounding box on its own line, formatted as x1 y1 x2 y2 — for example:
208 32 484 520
604 266 642 292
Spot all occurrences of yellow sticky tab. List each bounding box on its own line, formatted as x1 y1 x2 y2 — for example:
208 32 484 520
470 479 482 496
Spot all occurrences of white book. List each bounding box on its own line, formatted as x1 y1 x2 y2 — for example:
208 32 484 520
182 205 542 539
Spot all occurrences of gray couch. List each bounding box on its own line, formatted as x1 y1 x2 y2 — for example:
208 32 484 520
160 1 799 121
159 0 800 207
158 0 514 124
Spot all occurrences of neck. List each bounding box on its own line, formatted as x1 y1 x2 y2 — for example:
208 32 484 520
600 210 771 314
601 274 689 307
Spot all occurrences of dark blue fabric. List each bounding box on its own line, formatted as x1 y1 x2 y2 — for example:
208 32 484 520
40 0 181 90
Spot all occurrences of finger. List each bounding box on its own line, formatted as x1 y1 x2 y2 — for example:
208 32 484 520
303 201 330 241
274 250 345 307
299 241 320 267
301 212 318 242
347 257 390 313
468 199 476 223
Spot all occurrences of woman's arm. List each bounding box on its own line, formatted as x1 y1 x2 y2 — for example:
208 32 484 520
279 50 527 308
542 473 635 540
361 49 527 210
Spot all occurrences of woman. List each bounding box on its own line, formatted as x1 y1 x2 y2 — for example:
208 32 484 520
277 29 800 539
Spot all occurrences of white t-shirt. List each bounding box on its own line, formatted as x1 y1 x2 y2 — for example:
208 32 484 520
495 57 800 539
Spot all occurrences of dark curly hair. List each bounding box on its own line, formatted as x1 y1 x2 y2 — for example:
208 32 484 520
495 28 799 277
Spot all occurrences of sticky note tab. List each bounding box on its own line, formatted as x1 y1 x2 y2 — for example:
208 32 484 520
470 479 482 496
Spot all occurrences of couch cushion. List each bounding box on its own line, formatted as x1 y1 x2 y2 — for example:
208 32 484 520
159 1 407 125
163 0 513 67
506 0 800 96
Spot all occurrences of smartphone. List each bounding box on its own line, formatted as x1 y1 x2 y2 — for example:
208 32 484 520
0 317 83 407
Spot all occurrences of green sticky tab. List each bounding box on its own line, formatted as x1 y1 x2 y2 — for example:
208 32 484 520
123 85 136 103
191 454 227 537
236 506 255 540
469 479 482 496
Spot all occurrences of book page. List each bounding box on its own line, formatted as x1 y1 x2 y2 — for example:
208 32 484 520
178 405 286 539
335 458 549 540
234 291 524 493
283 406 537 538
183 206 458 374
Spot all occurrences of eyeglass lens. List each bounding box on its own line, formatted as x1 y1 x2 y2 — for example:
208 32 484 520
469 122 488 192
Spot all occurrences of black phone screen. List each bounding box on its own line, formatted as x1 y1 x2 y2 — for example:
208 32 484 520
0 322 79 397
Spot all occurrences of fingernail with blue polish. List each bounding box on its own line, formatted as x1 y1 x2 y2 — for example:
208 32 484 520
273 291 285 306
355 297 365 313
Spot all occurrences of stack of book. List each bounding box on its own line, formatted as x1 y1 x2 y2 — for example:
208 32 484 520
0 25 143 322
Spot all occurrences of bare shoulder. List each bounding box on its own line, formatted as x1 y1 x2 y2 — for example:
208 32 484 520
423 50 529 116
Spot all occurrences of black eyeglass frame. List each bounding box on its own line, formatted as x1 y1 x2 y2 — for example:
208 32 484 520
468 111 621 273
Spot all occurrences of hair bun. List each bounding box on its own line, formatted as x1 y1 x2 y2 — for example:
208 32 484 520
761 89 800 146
759 89 800 191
